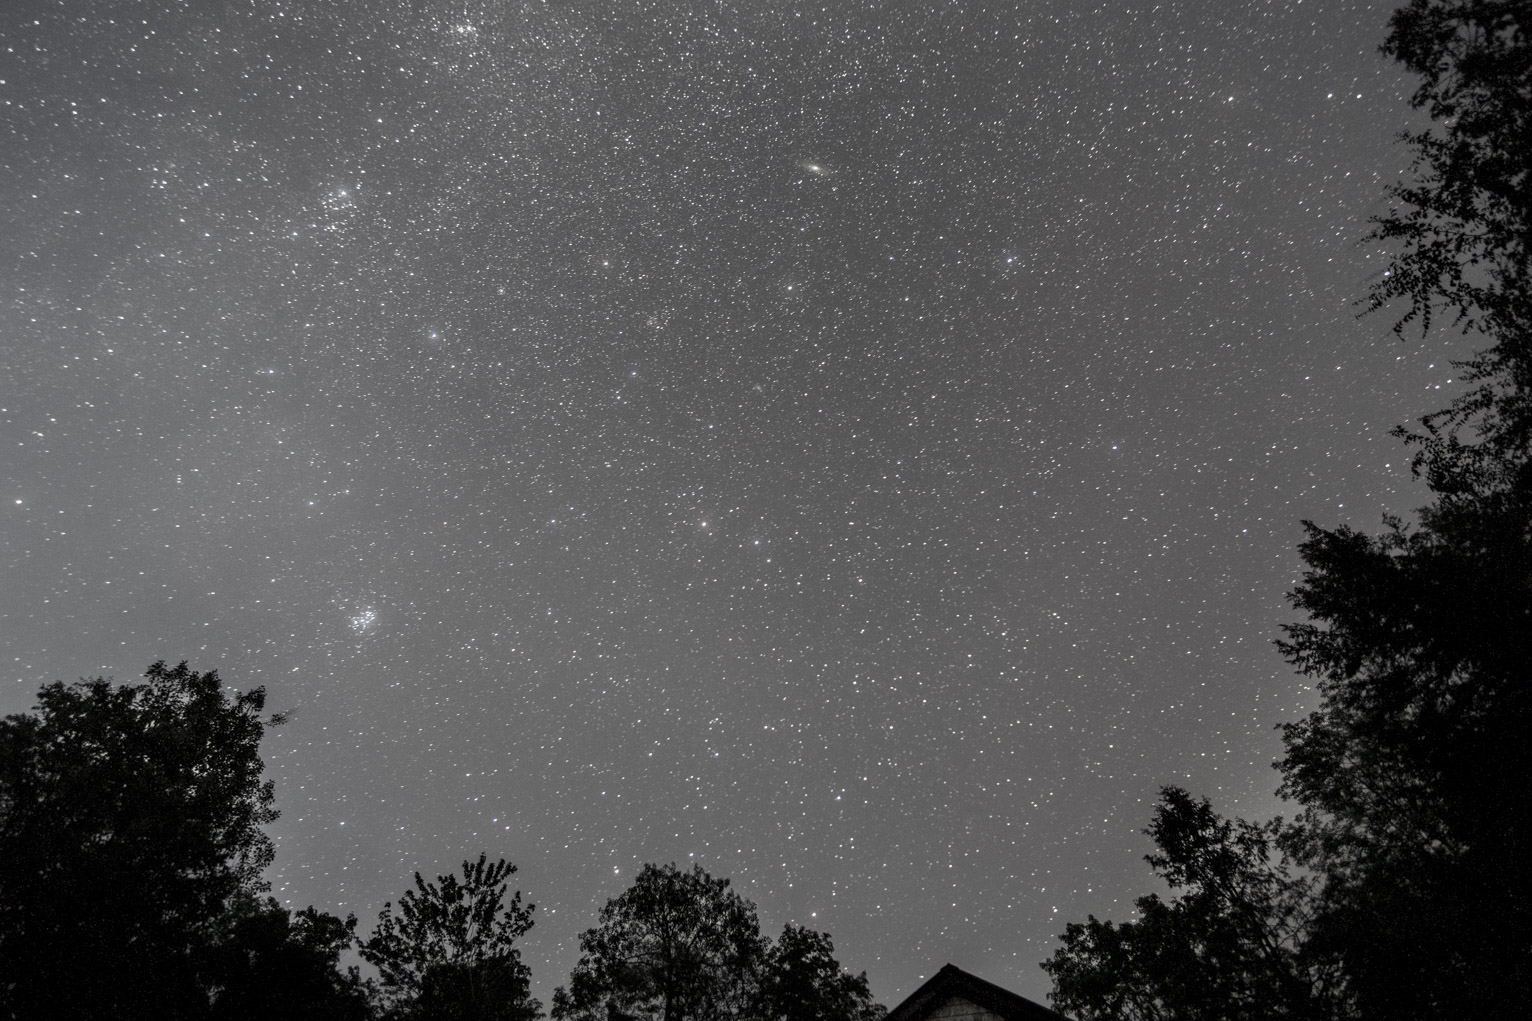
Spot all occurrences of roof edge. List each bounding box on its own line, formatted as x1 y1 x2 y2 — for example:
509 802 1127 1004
884 964 1072 1021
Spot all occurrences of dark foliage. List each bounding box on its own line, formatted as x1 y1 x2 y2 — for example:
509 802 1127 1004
1046 4 1531 1017
1277 499 1532 1017
1366 0 1532 494
201 893 374 1021
1042 789 1345 1021
1275 6 1532 1014
551 863 768 1021
360 853 540 1021
756 925 884 1021
552 864 882 1021
0 660 280 1019
1278 506 1530 853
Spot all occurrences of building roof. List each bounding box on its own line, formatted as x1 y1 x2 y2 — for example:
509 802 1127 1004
884 964 1072 1021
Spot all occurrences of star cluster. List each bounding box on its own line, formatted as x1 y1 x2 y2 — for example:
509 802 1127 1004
2 0 1448 1004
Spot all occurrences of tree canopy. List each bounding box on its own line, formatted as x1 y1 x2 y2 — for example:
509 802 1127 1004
201 894 373 1021
1046 4 1531 1016
552 863 882 1021
360 854 541 1021
553 862 767 1021
1367 0 1532 493
1275 505 1530 1017
1042 789 1343 1021
0 660 282 1018
1277 4 1532 1015
757 924 884 1021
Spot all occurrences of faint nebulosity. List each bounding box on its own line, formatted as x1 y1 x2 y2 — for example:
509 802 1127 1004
1 0 1445 1003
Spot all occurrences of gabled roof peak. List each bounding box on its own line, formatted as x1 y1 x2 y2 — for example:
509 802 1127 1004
884 963 1072 1021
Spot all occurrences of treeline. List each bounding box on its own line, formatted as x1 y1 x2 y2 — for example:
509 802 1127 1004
0 661 883 1021
1043 3 1531 1019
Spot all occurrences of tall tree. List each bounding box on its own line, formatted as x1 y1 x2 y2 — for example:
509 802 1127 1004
360 853 540 1021
0 660 282 1019
1275 3 1532 1017
756 925 884 1021
1044 3 1529 1016
551 863 767 1021
1042 789 1346 1021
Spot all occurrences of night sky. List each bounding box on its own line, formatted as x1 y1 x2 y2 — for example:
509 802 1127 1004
2 0 1450 1006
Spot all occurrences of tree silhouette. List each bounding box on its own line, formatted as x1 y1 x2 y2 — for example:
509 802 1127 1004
1273 5 1532 1015
360 853 539 1021
1042 789 1345 1021
1046 4 1531 1015
0 661 282 1019
201 893 373 1021
551 863 767 1021
1277 504 1531 1016
756 925 884 1021
1366 0 1532 494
